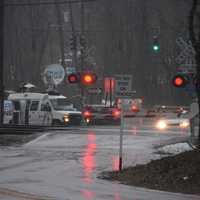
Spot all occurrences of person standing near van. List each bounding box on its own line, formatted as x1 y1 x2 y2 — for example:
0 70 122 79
25 100 30 125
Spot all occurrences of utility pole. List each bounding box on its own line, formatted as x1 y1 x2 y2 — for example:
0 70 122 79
0 0 4 125
54 0 65 69
80 0 85 107
189 0 200 144
69 2 77 69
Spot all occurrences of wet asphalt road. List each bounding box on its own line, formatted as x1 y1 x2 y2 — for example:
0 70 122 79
0 121 197 200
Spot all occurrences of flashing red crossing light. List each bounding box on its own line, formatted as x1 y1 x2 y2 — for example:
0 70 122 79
172 74 188 88
67 72 97 85
67 73 79 83
81 72 97 85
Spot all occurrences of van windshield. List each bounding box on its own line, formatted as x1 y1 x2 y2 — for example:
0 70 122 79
50 98 76 111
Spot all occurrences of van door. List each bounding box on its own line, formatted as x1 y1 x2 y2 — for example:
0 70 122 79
29 100 40 125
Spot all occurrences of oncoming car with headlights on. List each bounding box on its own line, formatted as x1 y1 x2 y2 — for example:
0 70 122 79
155 117 190 131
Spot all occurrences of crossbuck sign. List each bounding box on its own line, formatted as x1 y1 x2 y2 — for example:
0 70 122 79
175 37 195 65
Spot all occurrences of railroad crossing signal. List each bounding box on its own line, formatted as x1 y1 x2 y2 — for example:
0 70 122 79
67 72 97 85
81 72 97 85
172 75 188 88
172 73 197 89
67 73 79 83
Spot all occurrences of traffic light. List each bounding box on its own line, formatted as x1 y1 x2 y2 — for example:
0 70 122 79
81 72 97 85
80 35 86 49
172 74 189 88
152 36 160 52
69 35 77 50
67 73 79 83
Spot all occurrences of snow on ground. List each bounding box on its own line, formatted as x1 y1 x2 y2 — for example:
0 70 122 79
157 142 193 155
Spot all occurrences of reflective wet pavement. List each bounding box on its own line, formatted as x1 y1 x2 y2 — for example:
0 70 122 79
0 125 199 200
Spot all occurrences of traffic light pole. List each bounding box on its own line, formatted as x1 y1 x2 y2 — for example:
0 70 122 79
0 1 4 125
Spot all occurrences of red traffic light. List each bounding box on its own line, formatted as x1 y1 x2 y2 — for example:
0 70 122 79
81 72 97 85
131 105 139 113
67 73 79 83
172 75 188 88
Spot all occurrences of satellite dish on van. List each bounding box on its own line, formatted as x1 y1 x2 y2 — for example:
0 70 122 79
23 83 35 89
43 64 65 85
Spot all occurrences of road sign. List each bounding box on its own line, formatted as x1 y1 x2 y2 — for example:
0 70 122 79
87 87 102 94
66 67 76 75
177 67 196 74
115 74 132 94
175 37 195 64
43 64 65 85
115 90 136 98
64 11 69 22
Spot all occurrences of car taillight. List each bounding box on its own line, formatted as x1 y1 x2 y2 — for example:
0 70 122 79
112 109 121 118
83 110 92 118
131 105 139 113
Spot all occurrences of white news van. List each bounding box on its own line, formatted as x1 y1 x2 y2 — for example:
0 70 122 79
7 92 82 126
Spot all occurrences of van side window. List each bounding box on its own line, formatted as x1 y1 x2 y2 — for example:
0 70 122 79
30 101 39 111
41 103 51 111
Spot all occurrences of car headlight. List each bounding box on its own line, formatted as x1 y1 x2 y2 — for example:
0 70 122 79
63 115 70 123
156 120 167 130
179 120 189 128
86 118 90 123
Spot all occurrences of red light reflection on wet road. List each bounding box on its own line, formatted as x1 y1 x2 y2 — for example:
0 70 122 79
114 193 122 200
112 155 119 171
83 131 96 183
131 126 138 135
81 189 95 199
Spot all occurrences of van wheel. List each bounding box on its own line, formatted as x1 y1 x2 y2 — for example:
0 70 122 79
52 119 62 126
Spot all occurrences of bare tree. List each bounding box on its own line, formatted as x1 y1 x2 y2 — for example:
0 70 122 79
189 0 200 143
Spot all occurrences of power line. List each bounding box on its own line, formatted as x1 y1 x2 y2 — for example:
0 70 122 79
4 0 96 7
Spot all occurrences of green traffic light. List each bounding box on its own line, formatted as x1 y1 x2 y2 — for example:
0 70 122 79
153 44 160 52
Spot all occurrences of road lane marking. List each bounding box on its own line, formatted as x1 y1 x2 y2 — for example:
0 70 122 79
0 187 55 200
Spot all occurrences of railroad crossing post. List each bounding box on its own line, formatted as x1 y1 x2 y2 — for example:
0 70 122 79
119 101 124 171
